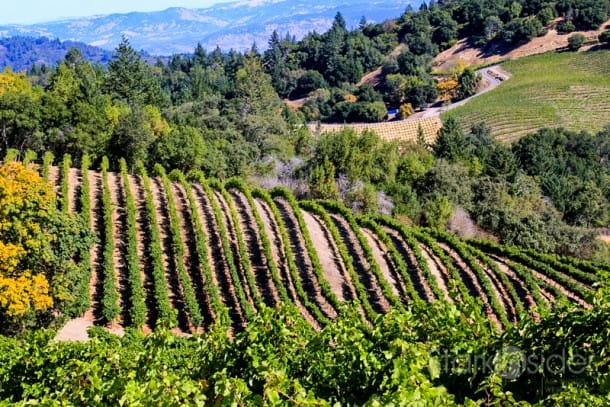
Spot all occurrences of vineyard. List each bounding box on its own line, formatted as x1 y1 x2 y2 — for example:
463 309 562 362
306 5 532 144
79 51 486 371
40 155 603 336
308 116 442 145
443 50 610 142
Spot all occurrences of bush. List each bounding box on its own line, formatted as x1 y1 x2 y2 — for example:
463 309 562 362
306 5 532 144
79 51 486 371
599 30 610 45
291 70 328 99
567 34 586 51
557 20 576 33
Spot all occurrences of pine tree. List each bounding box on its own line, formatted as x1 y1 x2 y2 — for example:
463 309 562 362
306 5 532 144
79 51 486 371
104 36 166 107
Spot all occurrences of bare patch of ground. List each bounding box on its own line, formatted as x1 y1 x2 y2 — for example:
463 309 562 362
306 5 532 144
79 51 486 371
418 244 452 303
301 209 354 302
284 97 309 110
357 67 384 88
55 318 92 341
67 168 81 213
47 165 60 193
434 20 610 71
361 228 402 298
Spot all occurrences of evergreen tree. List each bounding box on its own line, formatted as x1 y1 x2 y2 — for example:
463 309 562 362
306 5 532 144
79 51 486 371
104 36 166 107
434 116 470 161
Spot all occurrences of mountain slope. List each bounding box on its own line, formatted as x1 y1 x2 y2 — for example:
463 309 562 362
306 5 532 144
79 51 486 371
0 37 113 71
0 0 420 55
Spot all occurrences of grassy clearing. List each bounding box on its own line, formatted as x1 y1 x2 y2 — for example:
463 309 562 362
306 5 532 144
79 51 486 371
443 50 610 142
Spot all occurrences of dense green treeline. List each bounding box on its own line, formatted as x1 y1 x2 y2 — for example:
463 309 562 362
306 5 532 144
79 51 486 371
2 0 608 172
0 38 293 179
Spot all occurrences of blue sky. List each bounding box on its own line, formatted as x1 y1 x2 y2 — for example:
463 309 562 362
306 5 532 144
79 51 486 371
1 0 225 25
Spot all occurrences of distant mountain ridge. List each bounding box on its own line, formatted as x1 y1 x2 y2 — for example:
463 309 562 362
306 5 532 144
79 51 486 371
0 37 114 71
0 0 421 55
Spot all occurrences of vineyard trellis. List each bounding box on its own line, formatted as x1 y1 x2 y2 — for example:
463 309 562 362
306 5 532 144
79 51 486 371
32 160 603 335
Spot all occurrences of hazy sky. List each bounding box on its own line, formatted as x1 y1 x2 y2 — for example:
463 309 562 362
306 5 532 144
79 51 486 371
1 0 226 25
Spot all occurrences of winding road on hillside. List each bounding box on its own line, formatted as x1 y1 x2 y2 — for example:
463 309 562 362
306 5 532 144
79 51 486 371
414 65 511 119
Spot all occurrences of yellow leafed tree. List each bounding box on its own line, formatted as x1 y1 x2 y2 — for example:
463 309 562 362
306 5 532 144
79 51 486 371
0 162 92 332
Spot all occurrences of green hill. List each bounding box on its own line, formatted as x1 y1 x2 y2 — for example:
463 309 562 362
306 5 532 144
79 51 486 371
443 50 610 142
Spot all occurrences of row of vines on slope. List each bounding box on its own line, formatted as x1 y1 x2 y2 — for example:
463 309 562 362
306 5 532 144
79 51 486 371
155 165 203 330
135 162 177 328
20 160 604 333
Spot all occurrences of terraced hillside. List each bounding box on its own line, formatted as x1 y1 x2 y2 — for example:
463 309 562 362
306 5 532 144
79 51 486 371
45 156 603 335
443 50 610 142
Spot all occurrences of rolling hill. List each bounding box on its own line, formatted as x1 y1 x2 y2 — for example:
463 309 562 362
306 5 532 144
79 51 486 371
0 36 114 71
442 49 610 142
36 155 601 338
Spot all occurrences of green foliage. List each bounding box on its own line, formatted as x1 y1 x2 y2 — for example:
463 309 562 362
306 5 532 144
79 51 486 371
104 36 167 107
308 158 338 200
41 151 54 181
291 70 328 99
512 127 610 228
434 117 470 161
1 299 609 404
135 162 177 328
22 149 36 166
119 159 146 329
76 154 92 314
457 68 480 99
100 156 120 323
3 148 19 162
152 125 205 173
568 33 586 51
310 128 398 185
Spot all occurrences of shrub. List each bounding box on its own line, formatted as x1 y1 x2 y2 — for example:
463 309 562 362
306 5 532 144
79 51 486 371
599 30 610 45
567 34 586 51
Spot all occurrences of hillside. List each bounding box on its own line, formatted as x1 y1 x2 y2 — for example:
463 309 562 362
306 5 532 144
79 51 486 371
0 37 113 71
434 20 610 71
442 50 610 142
0 0 419 55
38 158 600 339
